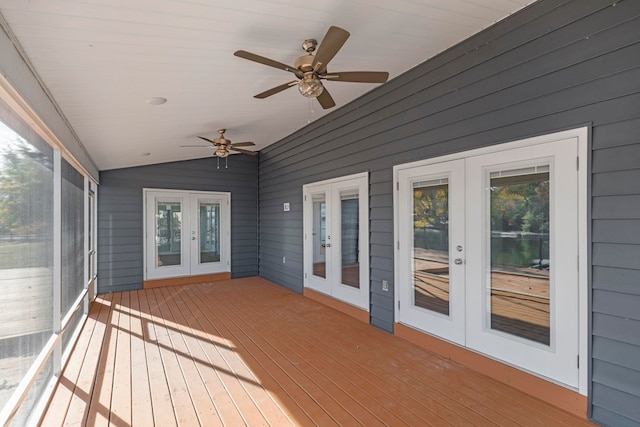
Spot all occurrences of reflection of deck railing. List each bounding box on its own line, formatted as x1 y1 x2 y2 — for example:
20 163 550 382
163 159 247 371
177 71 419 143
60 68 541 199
491 288 550 345
491 231 548 239
312 262 360 288
412 253 551 345
414 268 450 315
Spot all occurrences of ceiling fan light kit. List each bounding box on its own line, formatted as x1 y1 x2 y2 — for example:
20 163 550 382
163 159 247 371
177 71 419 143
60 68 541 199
215 147 229 158
298 74 324 98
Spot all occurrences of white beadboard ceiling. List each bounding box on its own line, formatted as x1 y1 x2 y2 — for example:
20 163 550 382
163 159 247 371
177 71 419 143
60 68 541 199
0 0 532 170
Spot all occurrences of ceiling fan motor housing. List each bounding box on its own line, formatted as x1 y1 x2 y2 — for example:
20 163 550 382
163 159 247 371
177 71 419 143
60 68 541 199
294 54 316 73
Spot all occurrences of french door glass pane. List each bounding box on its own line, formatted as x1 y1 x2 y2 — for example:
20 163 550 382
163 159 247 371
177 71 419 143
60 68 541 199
199 201 220 263
340 192 359 288
312 193 326 278
489 169 550 345
156 200 182 267
413 180 450 315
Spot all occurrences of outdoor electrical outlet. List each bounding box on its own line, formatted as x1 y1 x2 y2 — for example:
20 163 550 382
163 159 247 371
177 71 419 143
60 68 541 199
382 280 389 292
282 256 286 264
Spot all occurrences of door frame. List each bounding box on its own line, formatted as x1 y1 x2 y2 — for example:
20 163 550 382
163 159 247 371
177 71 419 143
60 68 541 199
393 127 588 394
303 172 370 311
143 188 231 280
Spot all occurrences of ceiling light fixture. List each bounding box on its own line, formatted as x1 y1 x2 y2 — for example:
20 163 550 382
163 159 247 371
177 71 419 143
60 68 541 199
298 73 324 98
146 97 167 105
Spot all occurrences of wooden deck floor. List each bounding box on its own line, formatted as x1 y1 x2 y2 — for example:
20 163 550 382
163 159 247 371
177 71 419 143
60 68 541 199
41 277 594 426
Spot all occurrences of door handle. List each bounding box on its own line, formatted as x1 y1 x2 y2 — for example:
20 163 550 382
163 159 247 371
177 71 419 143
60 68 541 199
191 237 196 240
325 243 331 248
454 258 463 265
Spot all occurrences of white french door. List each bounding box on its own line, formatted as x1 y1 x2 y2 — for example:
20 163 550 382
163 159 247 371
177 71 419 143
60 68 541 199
144 190 230 280
395 129 587 391
303 173 369 310
397 159 466 345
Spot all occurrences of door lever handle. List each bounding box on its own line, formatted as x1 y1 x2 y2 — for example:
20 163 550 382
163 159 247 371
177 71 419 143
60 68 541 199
454 258 463 265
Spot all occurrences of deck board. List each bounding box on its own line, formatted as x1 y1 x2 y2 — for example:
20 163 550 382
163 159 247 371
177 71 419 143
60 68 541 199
186 285 327 426
220 282 488 426
61 292 111 426
41 277 595 426
171 285 287 426
86 292 120 427
137 289 177 427
211 287 417 426
156 286 225 426
198 285 372 426
111 290 132 426
224 285 454 426
147 287 200 426
39 297 101 426
175 295 252 426
128 290 154 427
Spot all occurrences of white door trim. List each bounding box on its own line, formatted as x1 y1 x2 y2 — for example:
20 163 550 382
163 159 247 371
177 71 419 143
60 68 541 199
303 172 370 310
393 127 588 394
143 188 231 280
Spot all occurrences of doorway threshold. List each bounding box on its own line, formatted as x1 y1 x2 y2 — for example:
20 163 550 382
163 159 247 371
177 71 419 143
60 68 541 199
304 288 369 324
394 322 587 418
144 272 231 289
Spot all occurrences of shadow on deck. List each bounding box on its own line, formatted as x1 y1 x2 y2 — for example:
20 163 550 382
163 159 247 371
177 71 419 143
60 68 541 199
41 277 594 426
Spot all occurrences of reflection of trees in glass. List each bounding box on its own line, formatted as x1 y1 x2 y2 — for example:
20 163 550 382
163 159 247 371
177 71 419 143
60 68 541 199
490 173 549 269
0 140 53 236
413 184 448 251
490 174 549 234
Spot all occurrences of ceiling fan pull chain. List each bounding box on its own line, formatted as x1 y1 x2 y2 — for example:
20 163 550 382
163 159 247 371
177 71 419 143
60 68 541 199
225 157 228 169
216 157 220 169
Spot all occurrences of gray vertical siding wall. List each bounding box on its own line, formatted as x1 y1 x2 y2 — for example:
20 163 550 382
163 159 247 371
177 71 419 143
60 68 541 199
98 155 258 294
257 0 640 424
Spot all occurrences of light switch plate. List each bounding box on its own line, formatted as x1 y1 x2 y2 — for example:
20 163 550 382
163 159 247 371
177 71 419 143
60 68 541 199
283 202 290 212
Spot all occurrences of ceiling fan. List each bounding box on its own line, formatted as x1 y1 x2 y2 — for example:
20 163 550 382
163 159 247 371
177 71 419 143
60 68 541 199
182 129 257 157
234 26 389 109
